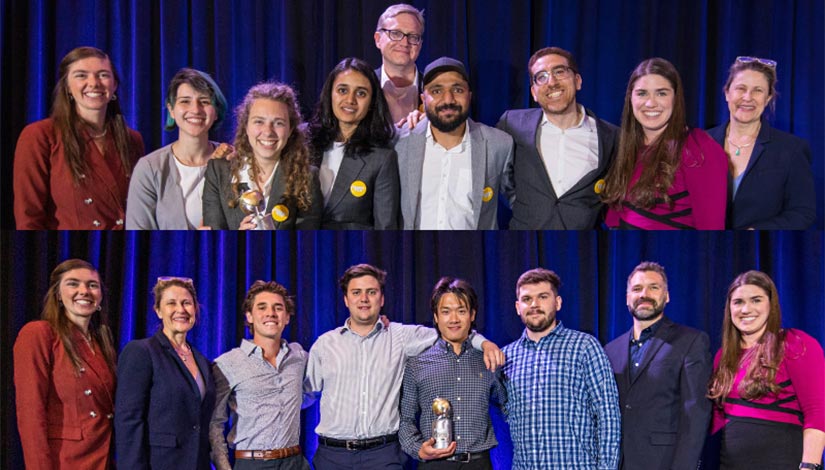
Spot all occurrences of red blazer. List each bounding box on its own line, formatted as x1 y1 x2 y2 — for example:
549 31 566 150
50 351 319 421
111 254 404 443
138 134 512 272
13 321 116 470
13 118 144 229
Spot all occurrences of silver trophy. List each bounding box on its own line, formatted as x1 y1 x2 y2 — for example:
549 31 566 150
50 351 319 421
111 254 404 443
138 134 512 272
238 188 275 230
431 397 453 449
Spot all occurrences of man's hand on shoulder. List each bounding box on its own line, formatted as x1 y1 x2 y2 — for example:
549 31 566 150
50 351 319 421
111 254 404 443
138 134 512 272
481 340 505 371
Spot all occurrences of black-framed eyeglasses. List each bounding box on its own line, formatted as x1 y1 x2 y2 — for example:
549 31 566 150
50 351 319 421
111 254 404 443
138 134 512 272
736 56 777 69
378 28 423 45
157 276 194 285
532 66 576 85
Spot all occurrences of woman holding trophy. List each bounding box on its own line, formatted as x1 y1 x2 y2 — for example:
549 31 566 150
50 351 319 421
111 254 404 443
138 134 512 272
202 82 322 229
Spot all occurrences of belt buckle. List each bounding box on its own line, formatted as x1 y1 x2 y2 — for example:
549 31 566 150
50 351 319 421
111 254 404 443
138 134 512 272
346 440 356 451
455 452 471 463
253 450 265 459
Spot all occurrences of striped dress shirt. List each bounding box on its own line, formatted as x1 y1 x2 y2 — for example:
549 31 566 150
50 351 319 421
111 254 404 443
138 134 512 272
306 319 486 440
399 338 506 459
502 322 621 470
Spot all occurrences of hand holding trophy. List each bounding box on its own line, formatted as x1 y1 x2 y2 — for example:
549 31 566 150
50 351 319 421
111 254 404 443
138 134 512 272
238 186 275 230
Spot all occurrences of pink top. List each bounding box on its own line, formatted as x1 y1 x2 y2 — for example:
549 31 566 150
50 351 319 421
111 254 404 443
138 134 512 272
711 328 825 434
605 128 727 229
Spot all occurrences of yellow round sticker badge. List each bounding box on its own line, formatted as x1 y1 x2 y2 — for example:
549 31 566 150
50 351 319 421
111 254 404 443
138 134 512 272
271 204 289 222
482 186 494 203
350 180 367 198
594 179 606 194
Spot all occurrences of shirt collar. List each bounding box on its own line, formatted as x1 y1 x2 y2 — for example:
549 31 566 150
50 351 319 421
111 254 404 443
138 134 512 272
437 336 471 355
520 320 566 347
630 316 665 345
380 65 420 90
426 120 471 151
341 317 385 337
240 337 288 357
541 104 591 131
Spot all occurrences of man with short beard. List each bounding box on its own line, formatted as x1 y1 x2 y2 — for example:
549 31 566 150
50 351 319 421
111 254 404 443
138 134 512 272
395 57 514 229
497 46 618 229
604 261 712 470
502 268 620 470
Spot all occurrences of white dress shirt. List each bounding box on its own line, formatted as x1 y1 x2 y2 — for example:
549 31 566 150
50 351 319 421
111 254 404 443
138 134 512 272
381 66 420 124
319 142 346 203
536 105 599 197
418 123 474 230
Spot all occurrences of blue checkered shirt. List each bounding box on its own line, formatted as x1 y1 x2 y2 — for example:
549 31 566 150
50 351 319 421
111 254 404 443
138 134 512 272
399 338 507 460
502 322 621 470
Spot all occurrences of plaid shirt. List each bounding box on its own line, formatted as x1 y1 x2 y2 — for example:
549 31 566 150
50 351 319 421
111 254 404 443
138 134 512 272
502 322 621 470
399 338 507 460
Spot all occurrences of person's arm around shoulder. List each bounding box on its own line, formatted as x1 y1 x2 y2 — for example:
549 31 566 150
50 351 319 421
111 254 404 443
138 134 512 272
13 322 57 469
125 155 160 230
114 340 154 470
671 330 713 470
685 129 728 229
209 360 233 470
373 148 401 229
14 122 56 229
295 166 323 229
202 158 228 230
784 330 825 465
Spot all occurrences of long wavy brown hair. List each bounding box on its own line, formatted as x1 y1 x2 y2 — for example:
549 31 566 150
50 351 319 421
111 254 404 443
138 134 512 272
707 270 785 404
41 259 117 374
602 58 689 209
228 82 313 211
52 46 134 186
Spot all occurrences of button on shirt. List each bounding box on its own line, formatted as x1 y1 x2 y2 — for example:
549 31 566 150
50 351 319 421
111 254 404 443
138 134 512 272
306 320 487 440
209 339 312 470
502 322 621 470
399 338 506 460
537 105 599 197
629 318 664 381
418 123 474 230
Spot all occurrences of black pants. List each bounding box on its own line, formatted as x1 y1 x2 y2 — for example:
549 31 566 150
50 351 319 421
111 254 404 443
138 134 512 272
720 418 802 470
418 453 493 470
312 441 407 470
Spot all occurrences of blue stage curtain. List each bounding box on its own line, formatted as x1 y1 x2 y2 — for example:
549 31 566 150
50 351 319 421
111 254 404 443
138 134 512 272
2 0 823 229
2 230 823 468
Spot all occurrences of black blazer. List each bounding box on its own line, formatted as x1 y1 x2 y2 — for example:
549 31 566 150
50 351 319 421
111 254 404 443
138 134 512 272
604 317 712 470
707 120 816 229
202 158 323 230
317 146 400 230
115 330 216 470
496 107 618 229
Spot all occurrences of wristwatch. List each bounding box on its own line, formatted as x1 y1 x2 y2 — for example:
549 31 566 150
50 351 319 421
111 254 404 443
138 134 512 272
799 463 823 470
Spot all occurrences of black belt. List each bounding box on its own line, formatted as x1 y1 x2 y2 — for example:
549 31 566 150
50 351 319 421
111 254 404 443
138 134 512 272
445 450 489 463
319 434 398 450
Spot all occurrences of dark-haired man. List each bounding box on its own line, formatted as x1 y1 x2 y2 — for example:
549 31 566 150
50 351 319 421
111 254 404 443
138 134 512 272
399 277 506 468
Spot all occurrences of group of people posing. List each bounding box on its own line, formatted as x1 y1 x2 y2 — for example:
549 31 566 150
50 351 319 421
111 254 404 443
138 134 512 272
12 4 817 231
13 259 825 469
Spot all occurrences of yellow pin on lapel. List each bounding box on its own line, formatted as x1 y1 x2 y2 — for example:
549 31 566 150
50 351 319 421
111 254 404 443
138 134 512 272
350 180 367 198
482 186 494 202
594 179 606 194
272 204 289 222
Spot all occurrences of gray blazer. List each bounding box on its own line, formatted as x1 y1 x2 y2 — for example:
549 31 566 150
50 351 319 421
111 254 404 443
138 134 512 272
318 146 400 230
126 143 216 230
497 108 618 229
202 158 322 230
395 118 514 229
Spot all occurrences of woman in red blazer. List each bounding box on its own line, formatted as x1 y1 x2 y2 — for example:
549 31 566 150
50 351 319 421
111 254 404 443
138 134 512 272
13 259 118 469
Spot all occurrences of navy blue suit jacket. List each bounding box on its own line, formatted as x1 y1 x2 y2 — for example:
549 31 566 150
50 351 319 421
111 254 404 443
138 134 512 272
707 121 816 229
115 330 215 470
604 317 712 470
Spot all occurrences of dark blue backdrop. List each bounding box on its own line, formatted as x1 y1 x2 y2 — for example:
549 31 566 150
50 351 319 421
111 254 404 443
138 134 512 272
2 230 824 468
2 0 823 229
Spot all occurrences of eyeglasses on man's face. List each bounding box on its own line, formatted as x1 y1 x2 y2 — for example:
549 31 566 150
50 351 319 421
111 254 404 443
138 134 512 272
378 28 422 45
532 66 576 86
736 56 777 69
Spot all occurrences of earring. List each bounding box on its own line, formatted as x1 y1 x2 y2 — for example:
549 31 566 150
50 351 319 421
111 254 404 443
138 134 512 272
96 305 102 311
111 94 117 101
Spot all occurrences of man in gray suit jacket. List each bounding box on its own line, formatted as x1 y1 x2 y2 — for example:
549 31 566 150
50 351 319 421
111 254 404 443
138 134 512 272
395 57 514 230
497 46 618 229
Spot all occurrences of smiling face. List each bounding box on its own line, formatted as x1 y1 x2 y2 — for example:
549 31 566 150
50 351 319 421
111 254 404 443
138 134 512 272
515 281 562 334
434 292 475 349
729 284 771 345
155 285 197 337
331 69 373 135
58 268 103 327
343 275 385 328
245 98 292 162
168 82 217 138
66 56 118 120
245 291 290 341
422 71 472 133
374 12 423 69
530 53 581 118
626 270 669 322
725 69 771 126
631 73 675 144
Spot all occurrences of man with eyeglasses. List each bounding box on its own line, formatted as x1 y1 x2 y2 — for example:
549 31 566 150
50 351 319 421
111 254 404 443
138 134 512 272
395 57 514 230
497 47 619 229
373 4 425 125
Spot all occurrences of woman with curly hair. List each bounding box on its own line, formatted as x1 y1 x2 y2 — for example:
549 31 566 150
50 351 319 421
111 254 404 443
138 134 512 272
708 271 825 470
601 58 727 229
202 82 322 229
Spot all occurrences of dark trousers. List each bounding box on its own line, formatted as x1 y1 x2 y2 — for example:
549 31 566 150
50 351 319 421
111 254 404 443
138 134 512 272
417 453 492 470
234 454 311 470
312 441 407 470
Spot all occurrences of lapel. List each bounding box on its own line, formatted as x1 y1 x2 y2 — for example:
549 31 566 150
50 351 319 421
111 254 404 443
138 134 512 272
265 163 288 229
468 119 487 227
630 317 673 386
561 109 604 197
406 120 429 226
326 153 365 212
73 328 115 407
88 136 126 210
612 329 633 393
155 330 202 400
524 110 558 200
162 146 186 210
735 120 771 203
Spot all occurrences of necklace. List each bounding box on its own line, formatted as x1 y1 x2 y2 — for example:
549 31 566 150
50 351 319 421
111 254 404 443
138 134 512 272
80 330 96 354
726 124 760 156
173 342 192 362
89 128 108 139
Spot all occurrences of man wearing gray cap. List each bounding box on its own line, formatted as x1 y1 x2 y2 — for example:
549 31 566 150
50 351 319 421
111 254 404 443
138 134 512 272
395 57 514 230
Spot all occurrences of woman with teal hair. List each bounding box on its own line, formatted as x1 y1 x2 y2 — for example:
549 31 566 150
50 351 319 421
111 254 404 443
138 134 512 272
126 68 229 229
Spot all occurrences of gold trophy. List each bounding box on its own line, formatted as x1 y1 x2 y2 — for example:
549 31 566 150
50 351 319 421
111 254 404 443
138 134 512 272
238 187 275 230
431 397 453 449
